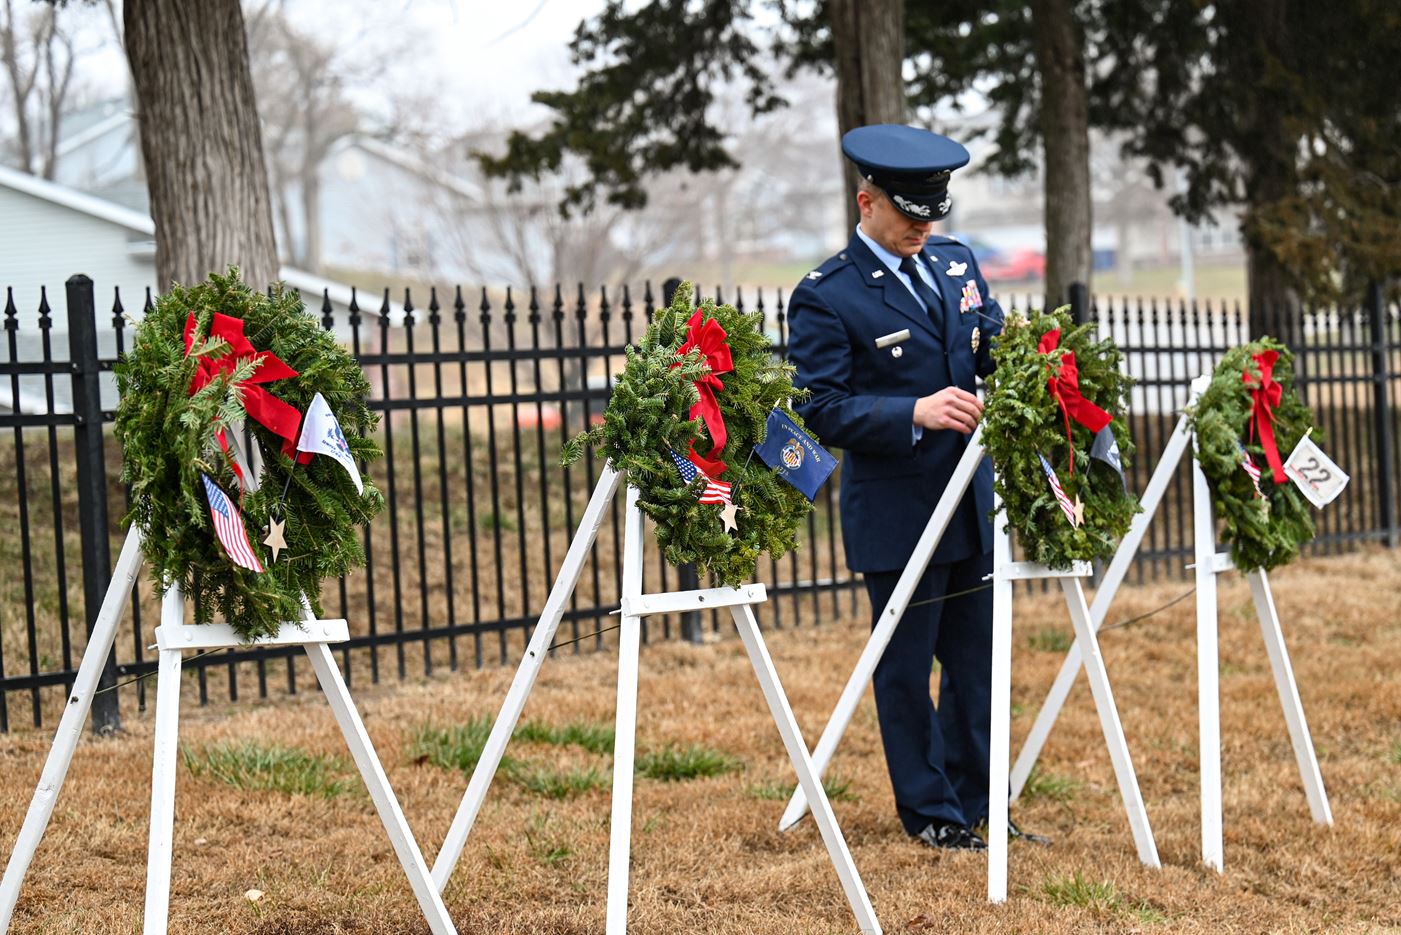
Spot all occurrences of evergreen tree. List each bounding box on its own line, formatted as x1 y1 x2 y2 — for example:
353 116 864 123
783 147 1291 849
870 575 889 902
1095 0 1401 329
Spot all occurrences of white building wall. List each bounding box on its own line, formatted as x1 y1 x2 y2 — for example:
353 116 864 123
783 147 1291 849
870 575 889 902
0 185 157 332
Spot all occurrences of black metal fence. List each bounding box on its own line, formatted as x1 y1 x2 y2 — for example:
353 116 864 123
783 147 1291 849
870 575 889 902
1 275 1397 733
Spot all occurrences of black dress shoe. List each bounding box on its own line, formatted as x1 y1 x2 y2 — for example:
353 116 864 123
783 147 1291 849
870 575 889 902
1007 817 1052 846
913 821 987 851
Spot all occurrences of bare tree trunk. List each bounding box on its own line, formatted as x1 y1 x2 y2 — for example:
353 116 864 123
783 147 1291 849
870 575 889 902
303 169 323 275
829 0 906 230
1246 241 1300 342
1231 0 1301 340
123 0 279 290
2 0 37 175
300 88 323 274
40 18 74 180
1030 0 1092 305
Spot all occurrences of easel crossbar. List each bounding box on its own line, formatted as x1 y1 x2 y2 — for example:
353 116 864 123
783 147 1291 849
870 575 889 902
621 584 767 617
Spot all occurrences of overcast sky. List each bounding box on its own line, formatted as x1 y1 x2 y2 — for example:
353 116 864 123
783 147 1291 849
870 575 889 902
34 0 613 137
279 0 613 133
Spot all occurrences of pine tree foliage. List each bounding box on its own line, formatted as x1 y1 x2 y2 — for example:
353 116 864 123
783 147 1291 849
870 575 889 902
114 269 383 640
1186 339 1314 572
982 308 1139 567
562 281 812 585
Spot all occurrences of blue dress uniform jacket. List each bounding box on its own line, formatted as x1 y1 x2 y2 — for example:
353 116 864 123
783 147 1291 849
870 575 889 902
787 231 1004 573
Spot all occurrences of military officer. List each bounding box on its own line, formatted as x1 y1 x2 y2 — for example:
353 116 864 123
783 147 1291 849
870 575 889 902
788 124 1020 851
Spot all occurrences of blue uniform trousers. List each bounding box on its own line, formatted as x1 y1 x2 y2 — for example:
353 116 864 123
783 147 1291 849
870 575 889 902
864 547 993 834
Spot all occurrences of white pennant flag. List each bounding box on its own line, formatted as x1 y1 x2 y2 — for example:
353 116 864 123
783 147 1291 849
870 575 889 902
296 392 364 494
1283 433 1348 509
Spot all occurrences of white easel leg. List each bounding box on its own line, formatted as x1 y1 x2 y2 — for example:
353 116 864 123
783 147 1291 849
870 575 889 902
304 643 457 934
605 486 645 935
1247 570 1332 825
433 464 623 889
0 528 142 930
1192 457 1224 872
1011 415 1193 800
730 604 881 934
143 588 186 934
1060 579 1160 866
780 427 985 832
987 509 1013 904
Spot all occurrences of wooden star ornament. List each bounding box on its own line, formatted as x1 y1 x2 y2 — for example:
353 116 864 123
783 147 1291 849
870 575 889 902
1071 496 1086 528
719 502 742 533
263 516 288 562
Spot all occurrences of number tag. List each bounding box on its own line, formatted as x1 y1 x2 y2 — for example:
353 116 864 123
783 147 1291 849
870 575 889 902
1283 435 1349 508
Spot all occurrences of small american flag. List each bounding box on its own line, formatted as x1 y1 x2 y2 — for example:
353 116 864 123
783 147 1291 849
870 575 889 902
1038 453 1079 527
1238 441 1264 498
669 449 732 505
201 474 264 573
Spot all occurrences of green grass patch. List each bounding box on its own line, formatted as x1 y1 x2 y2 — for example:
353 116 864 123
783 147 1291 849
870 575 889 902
523 812 574 865
1020 766 1082 803
408 718 511 774
1040 872 1166 923
181 742 354 799
636 743 740 782
1027 627 1073 653
747 775 859 803
513 719 615 755
1389 740 1401 765
511 765 609 799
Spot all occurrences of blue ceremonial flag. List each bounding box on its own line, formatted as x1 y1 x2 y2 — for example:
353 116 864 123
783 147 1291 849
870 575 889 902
754 409 837 501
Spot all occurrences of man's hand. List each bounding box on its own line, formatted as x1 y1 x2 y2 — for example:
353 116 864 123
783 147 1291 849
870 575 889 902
913 387 983 435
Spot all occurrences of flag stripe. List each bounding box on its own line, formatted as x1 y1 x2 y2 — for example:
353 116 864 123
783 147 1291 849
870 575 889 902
202 474 264 573
1038 453 1079 526
1237 441 1263 498
670 449 732 505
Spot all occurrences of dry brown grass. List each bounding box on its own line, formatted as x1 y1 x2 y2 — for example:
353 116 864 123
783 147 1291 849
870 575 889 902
2 548 1399 934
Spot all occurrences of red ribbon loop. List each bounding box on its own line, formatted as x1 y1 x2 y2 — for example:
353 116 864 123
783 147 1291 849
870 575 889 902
1242 350 1286 484
1038 328 1112 475
673 309 734 477
184 312 311 464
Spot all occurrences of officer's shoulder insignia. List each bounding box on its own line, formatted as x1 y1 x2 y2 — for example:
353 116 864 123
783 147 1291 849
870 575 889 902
929 234 963 247
804 252 853 286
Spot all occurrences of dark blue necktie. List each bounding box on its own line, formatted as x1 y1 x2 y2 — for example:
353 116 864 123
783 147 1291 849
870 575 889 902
898 256 942 318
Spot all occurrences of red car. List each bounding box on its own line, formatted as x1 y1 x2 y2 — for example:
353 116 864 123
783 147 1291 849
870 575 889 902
978 248 1046 282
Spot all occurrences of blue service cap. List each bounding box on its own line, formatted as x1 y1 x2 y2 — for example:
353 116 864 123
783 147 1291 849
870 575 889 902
842 124 970 222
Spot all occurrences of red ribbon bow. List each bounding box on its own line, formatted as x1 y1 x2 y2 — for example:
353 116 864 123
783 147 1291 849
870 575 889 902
673 308 734 478
1242 350 1286 484
1038 328 1112 475
184 312 311 466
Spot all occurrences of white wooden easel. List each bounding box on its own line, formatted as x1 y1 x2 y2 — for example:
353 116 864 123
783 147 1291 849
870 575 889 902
428 463 881 935
0 527 458 935
777 424 1160 903
1008 375 1331 872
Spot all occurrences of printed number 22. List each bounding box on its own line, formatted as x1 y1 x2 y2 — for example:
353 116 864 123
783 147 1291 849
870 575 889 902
1299 456 1331 485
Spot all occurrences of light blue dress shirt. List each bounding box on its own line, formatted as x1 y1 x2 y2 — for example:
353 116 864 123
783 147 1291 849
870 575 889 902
854 226 940 444
855 225 942 307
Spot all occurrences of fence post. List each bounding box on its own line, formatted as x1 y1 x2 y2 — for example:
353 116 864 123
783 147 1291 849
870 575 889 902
67 274 122 734
1068 281 1089 326
1367 282 1397 547
660 275 705 642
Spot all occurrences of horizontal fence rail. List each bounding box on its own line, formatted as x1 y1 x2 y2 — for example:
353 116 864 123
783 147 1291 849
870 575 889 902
0 275 1397 732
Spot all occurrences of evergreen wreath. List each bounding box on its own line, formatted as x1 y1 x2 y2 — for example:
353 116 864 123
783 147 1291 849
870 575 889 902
981 308 1139 567
1185 339 1314 572
115 269 383 641
561 281 812 586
